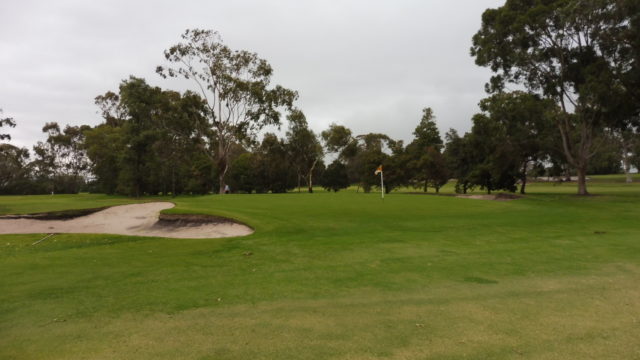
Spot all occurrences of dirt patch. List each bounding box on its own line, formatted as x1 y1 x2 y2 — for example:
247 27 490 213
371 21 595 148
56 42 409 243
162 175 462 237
455 193 521 201
405 192 521 201
0 202 253 239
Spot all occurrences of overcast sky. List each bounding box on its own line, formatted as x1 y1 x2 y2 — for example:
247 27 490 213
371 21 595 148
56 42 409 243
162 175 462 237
0 0 505 149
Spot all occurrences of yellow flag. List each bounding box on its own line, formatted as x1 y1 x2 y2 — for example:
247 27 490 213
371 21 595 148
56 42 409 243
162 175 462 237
374 165 383 175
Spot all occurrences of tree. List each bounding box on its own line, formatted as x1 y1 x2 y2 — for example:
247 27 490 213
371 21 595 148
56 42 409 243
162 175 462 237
254 133 295 193
87 77 212 196
0 109 16 141
286 109 323 193
0 144 31 194
471 0 639 195
157 29 298 194
444 129 476 194
421 147 449 193
406 107 445 192
467 114 520 194
321 123 355 158
588 130 624 175
476 91 557 194
321 160 350 192
31 122 91 194
410 108 442 150
84 125 125 194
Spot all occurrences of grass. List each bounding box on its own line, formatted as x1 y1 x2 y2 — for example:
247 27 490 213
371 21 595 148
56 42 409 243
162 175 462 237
1 177 640 359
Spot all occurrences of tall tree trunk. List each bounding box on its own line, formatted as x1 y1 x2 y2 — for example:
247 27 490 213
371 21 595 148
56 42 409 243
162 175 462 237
577 166 588 195
307 159 318 193
217 141 228 194
520 161 528 195
423 179 428 192
557 111 593 195
622 146 632 183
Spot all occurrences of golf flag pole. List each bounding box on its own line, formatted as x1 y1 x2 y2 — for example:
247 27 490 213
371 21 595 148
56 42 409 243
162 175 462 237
375 165 384 199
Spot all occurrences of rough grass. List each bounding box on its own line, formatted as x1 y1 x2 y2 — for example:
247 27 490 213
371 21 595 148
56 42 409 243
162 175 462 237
1 177 640 359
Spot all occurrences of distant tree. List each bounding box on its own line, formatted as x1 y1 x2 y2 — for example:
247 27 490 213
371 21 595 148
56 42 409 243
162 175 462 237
322 160 350 192
382 139 411 193
321 123 355 159
286 109 323 193
466 114 519 194
406 107 445 192
227 152 257 193
254 133 295 193
84 125 125 194
95 92 126 127
471 0 639 195
410 108 442 150
588 130 624 175
476 92 557 194
0 109 16 141
88 77 212 196
31 122 91 194
613 122 640 183
0 144 31 194
421 147 449 193
352 133 393 192
157 29 298 194
444 129 476 194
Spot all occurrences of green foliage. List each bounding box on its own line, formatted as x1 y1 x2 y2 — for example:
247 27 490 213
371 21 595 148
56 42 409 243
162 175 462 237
410 107 442 150
321 160 350 192
406 108 446 192
85 77 213 196
0 109 16 141
471 0 639 195
321 123 354 158
253 133 296 193
157 29 298 193
444 129 476 194
0 144 31 194
30 122 91 194
286 109 323 192
588 131 623 175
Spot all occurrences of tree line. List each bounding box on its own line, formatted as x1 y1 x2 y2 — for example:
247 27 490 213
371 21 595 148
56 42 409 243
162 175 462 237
1 0 639 196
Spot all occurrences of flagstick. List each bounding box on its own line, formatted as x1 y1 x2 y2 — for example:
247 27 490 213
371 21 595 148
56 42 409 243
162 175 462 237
381 171 384 200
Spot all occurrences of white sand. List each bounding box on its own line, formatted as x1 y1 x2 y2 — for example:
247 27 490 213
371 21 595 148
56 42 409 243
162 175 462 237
0 202 253 239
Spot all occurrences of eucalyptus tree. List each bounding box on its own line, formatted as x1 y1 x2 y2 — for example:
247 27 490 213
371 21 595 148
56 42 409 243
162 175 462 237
31 123 91 193
0 144 31 194
157 29 298 193
321 123 358 161
286 109 323 193
471 0 639 195
88 77 212 196
0 109 16 141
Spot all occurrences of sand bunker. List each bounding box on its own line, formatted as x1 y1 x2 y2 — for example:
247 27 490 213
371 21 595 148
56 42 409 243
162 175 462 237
0 202 253 239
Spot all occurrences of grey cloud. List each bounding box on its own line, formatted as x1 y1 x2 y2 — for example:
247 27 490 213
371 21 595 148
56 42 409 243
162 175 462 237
0 0 504 149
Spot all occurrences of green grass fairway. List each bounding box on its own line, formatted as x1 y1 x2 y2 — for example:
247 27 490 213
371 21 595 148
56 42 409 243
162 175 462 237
2 179 640 359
